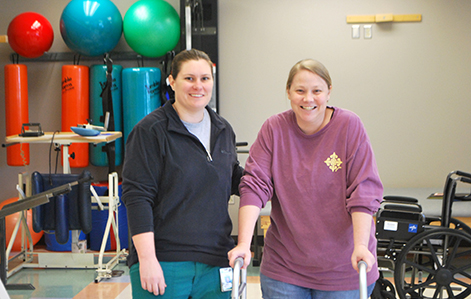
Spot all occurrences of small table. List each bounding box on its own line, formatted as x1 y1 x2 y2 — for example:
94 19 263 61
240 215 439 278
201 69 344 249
5 132 122 174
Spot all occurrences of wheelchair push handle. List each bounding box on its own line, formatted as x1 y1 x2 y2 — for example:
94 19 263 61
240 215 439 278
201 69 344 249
358 261 368 299
231 257 247 299
452 170 471 183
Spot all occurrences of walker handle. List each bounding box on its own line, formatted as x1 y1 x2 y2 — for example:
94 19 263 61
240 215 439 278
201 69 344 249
358 261 368 299
231 257 247 299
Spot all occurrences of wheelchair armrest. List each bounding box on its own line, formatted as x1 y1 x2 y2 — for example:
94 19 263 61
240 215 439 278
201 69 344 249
383 195 419 203
383 204 422 213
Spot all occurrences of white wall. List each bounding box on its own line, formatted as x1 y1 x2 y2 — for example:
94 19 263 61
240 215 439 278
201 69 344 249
218 0 471 189
1 0 471 205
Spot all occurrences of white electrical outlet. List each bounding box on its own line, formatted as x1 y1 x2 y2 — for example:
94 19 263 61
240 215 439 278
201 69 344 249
364 25 372 39
352 25 360 39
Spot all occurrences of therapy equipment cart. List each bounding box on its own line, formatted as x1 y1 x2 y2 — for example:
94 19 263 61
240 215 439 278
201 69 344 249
3 131 126 285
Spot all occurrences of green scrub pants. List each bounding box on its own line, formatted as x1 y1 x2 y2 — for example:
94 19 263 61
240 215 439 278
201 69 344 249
130 261 230 299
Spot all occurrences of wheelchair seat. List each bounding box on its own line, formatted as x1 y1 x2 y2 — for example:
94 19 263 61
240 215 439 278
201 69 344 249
376 196 425 243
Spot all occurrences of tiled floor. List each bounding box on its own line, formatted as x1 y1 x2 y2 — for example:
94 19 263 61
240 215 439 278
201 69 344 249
4 252 262 299
5 251 471 299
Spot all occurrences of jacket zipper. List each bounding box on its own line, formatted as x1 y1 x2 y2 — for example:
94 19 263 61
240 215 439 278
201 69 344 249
206 148 213 162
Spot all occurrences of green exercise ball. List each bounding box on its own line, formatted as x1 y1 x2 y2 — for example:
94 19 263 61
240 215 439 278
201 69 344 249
123 0 180 58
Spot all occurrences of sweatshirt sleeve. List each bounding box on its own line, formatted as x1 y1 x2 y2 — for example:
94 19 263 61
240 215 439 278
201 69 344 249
345 116 383 215
239 120 274 209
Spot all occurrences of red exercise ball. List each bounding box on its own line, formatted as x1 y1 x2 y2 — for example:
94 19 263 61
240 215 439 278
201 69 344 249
0 197 44 251
7 12 54 58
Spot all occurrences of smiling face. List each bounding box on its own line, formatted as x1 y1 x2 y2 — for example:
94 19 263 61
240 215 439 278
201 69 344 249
287 69 332 134
169 59 213 122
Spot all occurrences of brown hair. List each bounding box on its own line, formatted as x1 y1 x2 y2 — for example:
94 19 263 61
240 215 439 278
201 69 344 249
286 59 332 91
171 49 213 79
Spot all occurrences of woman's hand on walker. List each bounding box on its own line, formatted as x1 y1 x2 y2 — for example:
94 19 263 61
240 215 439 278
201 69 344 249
351 244 375 273
228 242 252 269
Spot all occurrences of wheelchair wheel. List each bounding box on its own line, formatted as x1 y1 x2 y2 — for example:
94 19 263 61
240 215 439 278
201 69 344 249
394 228 471 299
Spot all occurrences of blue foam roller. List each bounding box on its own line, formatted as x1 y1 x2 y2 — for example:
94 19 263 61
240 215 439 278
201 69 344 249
55 194 69 244
122 67 161 145
90 64 123 166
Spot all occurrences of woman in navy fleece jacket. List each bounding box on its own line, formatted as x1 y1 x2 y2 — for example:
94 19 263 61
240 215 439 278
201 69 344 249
123 49 243 299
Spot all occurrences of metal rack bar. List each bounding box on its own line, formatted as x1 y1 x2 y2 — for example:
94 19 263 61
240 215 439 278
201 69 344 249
9 51 165 63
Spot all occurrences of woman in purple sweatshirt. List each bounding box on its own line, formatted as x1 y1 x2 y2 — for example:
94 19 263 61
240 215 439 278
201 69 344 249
229 59 383 298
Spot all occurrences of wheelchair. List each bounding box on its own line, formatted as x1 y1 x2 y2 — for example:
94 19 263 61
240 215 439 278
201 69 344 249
372 170 471 299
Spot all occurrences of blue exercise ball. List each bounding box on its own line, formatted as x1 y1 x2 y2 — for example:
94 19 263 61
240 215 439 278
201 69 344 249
60 0 123 56
123 0 180 58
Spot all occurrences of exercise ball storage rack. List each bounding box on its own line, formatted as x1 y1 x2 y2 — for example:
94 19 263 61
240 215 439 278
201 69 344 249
8 51 167 65
3 132 126 288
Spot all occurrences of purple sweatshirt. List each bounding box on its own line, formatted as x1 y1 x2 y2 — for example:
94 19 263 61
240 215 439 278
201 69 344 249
240 107 383 291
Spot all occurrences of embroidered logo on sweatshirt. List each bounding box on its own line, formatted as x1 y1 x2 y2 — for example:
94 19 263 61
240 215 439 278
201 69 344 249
324 152 342 172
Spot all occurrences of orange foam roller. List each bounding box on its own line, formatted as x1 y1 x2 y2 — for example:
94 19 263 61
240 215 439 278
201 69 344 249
61 65 89 168
4 64 30 166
